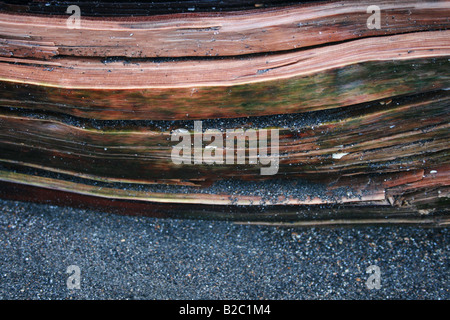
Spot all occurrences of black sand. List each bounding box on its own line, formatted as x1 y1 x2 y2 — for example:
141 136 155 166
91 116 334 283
0 199 448 299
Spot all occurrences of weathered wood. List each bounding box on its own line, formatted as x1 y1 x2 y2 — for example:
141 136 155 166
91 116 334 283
0 0 448 225
1 1 448 58
1 33 449 120
0 91 448 215
0 91 448 183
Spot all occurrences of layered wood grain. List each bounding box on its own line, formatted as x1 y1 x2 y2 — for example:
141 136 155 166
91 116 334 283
1 0 449 58
0 0 448 225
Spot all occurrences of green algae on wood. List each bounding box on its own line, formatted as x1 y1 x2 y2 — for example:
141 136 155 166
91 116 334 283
0 57 448 120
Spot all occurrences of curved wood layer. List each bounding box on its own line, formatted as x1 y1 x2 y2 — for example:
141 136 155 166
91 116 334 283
1 31 449 89
0 0 448 58
0 91 448 186
0 1 448 223
1 31 449 120
0 162 448 210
